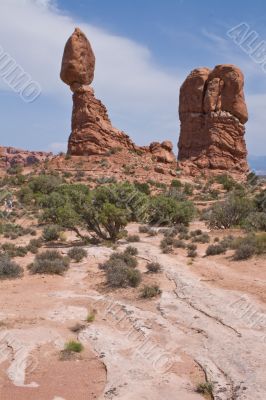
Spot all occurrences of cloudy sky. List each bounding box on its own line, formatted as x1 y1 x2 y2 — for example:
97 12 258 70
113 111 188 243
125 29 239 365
1 0 266 156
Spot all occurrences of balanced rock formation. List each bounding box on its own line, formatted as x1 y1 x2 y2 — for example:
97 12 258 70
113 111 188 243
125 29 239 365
61 28 176 164
178 64 249 176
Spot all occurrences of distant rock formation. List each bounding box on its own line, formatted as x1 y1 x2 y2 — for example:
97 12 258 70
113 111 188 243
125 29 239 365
61 28 176 164
0 146 52 169
178 64 249 176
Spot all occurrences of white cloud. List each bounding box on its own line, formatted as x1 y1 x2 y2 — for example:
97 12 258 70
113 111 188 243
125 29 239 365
0 0 181 148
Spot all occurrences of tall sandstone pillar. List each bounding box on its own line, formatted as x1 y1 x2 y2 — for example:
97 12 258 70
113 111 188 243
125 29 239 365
178 64 249 177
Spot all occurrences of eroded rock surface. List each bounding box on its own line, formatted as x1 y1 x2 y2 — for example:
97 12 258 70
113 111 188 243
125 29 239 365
178 64 249 177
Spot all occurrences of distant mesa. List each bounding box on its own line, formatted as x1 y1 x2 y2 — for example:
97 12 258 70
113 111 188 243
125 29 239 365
178 64 249 177
60 28 176 165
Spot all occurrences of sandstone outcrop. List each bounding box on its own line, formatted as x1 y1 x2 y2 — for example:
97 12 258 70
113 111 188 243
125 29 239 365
0 146 52 170
178 64 249 176
61 28 176 164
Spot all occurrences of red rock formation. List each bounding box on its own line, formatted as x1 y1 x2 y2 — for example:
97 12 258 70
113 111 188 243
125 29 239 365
60 28 95 86
0 146 52 169
61 28 176 164
178 64 249 176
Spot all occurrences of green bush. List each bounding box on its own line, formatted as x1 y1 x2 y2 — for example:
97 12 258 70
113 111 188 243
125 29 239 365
140 285 161 298
207 195 254 229
0 255 23 279
67 247 87 262
148 196 194 226
134 182 150 195
29 250 70 275
171 179 182 188
42 225 61 242
216 174 236 191
64 340 83 353
146 262 161 273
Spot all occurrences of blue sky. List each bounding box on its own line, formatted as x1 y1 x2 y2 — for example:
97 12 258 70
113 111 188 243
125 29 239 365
1 0 266 156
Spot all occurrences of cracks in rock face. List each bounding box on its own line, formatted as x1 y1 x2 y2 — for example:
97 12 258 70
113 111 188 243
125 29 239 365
166 272 242 338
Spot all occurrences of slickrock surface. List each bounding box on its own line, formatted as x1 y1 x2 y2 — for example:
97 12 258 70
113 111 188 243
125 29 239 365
178 64 249 177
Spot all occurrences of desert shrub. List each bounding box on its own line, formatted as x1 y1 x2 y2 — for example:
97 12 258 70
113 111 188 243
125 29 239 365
233 242 255 260
67 247 87 262
187 249 197 258
0 255 23 279
86 310 96 323
28 174 62 195
160 237 174 248
146 261 162 273
147 196 195 226
243 211 266 232
64 340 83 353
187 243 197 251
7 164 23 175
220 235 234 249
140 285 161 298
233 233 266 260
127 234 140 243
190 229 202 237
42 225 61 242
196 382 214 395
214 237 220 242
162 246 173 254
207 195 254 229
206 243 227 256
171 179 182 188
134 181 150 195
163 227 178 238
192 233 210 243
124 246 138 256
0 223 32 239
100 250 138 271
1 243 28 258
41 182 150 241
29 250 70 275
216 174 236 191
178 232 190 240
139 225 150 233
106 265 141 287
172 239 186 248
255 189 266 212
27 238 43 254
183 183 193 195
